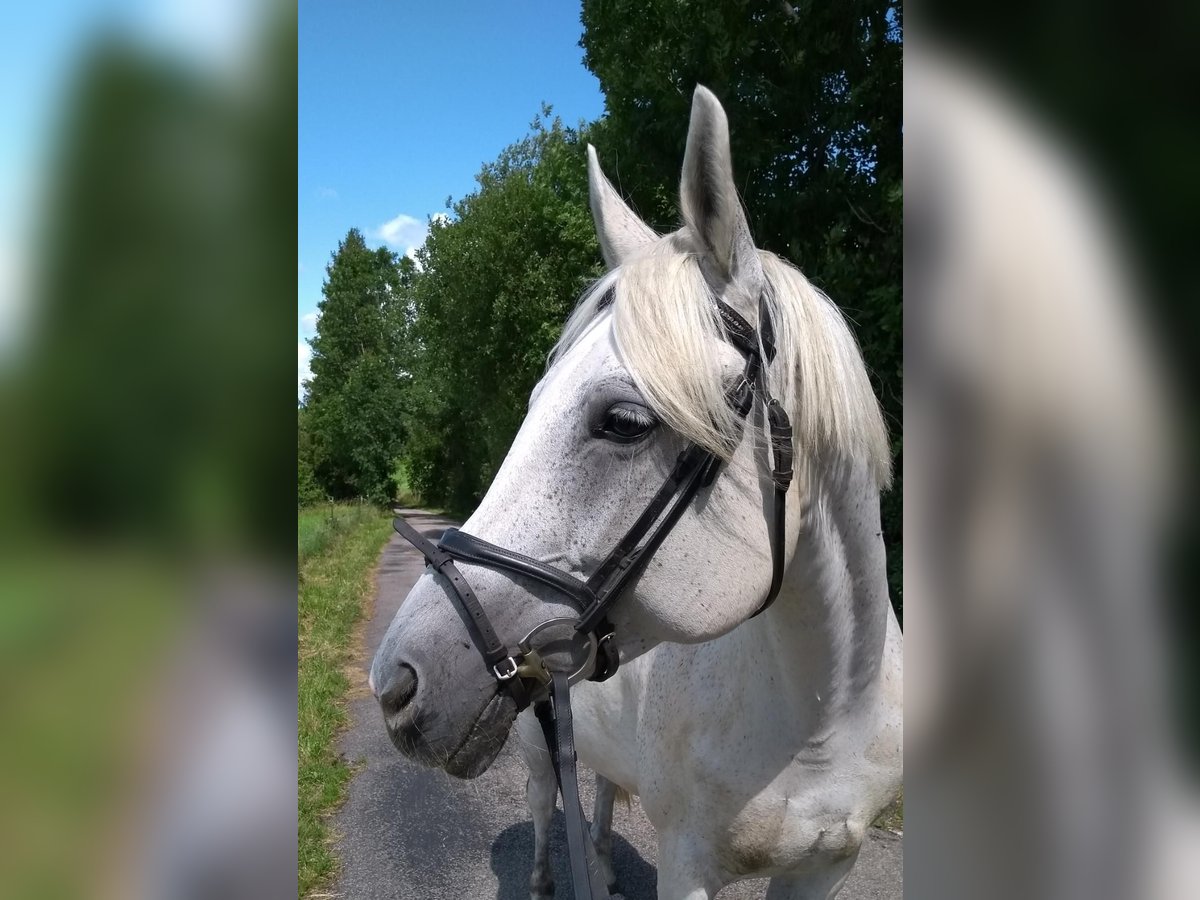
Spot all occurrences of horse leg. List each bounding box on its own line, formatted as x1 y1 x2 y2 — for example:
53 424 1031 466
590 775 618 891
763 850 860 900
655 833 723 900
526 767 558 899
518 711 558 899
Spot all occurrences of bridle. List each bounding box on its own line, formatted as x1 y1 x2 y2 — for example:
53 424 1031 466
391 291 793 899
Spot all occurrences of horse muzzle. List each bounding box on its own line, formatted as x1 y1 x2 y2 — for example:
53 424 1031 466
372 651 520 779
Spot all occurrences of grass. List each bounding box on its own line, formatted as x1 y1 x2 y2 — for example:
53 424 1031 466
298 502 393 897
298 501 380 564
873 790 904 834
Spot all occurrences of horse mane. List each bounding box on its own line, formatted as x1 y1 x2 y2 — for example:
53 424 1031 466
551 234 892 490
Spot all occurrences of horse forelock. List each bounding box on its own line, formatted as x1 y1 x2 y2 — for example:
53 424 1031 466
550 245 892 490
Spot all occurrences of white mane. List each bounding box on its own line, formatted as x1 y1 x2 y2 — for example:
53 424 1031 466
552 234 892 489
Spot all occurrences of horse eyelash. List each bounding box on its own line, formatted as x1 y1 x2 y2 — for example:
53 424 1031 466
609 407 653 427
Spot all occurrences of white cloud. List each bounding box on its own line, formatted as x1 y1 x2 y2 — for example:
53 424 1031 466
298 341 312 402
300 310 319 335
316 186 338 200
373 213 429 257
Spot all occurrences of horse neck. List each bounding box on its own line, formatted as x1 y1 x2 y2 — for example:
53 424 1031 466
757 454 892 729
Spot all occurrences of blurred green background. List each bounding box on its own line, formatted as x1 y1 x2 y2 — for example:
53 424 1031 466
0 2 296 897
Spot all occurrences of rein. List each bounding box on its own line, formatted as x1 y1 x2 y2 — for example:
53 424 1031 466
391 293 793 899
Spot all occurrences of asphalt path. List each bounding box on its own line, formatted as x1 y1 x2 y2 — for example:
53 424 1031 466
332 510 901 900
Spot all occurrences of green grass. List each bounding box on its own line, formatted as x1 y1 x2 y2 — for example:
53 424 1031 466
873 790 904 834
298 503 392 897
298 501 380 564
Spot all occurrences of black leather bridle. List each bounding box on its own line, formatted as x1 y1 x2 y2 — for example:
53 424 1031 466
391 292 793 899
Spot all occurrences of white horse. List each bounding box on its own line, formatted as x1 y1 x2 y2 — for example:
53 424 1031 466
371 86 901 900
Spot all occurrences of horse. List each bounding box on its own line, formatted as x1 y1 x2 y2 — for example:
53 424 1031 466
371 85 902 900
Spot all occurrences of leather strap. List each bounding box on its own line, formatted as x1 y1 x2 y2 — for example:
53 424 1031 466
391 517 529 710
575 445 718 636
578 446 713 611
750 382 794 617
758 292 778 363
438 527 598 610
535 673 610 899
403 443 722 653
714 298 758 356
591 621 619 682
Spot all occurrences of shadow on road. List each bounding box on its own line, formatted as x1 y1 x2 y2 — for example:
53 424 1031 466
490 813 657 900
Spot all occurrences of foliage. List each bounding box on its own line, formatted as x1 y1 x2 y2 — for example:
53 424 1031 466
580 0 904 609
401 113 603 512
298 504 391 896
391 459 424 509
297 406 326 507
304 230 409 505
20 36 297 558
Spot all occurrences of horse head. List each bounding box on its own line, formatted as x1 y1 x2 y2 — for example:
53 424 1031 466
370 86 887 778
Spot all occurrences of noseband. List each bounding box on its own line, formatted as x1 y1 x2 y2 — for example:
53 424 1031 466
391 292 793 898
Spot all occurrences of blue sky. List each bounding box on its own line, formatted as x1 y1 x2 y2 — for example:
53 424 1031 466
299 1 606 395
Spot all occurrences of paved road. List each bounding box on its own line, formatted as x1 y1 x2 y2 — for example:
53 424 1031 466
332 510 901 900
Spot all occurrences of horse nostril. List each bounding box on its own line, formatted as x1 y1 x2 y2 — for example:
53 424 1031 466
378 663 418 717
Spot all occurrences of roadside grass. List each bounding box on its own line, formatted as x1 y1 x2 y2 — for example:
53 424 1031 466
298 502 392 897
298 501 378 564
873 790 904 834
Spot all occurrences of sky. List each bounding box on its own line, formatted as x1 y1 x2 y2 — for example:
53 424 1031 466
298 2 606 397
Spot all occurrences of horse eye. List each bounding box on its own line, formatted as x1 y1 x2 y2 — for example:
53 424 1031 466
596 403 657 443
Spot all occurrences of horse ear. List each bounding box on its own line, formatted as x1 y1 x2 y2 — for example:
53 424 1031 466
680 86 763 298
588 144 657 269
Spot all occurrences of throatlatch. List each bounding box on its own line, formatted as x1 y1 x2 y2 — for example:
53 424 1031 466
391 291 793 900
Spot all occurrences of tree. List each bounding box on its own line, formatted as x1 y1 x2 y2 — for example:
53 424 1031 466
580 0 903 610
304 229 407 504
297 406 324 506
402 113 603 512
18 32 299 556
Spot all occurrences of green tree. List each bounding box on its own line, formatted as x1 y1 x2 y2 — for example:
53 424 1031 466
297 406 324 506
403 113 602 512
14 31 298 557
305 229 408 505
580 0 903 610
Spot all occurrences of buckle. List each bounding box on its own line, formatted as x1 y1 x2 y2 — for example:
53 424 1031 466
492 656 519 681
516 650 553 686
518 617 599 686
589 630 621 682
727 375 752 411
